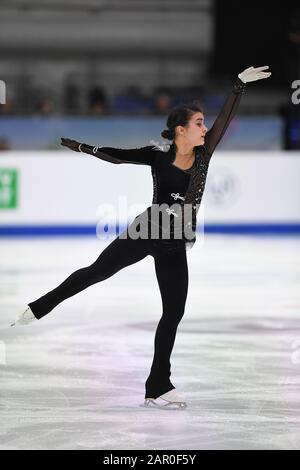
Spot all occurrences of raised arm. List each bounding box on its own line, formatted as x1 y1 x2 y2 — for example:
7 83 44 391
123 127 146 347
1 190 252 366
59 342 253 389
61 138 155 166
204 65 272 160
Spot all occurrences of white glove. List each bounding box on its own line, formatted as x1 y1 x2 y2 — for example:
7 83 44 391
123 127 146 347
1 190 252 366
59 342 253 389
238 65 271 83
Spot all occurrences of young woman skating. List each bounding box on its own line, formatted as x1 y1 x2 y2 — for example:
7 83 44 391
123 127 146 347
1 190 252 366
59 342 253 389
12 66 271 409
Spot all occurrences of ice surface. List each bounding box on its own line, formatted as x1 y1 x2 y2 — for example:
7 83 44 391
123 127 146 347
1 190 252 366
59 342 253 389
1 235 300 450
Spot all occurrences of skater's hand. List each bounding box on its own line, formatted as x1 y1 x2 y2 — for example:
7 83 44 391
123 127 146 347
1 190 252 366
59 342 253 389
238 65 272 83
61 137 81 152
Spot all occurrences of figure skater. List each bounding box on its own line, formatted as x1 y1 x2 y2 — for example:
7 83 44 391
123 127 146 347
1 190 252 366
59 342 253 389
12 66 271 409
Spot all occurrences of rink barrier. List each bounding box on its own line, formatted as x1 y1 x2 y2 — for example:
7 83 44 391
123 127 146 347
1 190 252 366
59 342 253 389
0 223 300 236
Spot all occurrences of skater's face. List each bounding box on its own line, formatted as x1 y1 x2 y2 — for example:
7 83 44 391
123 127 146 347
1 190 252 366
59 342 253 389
176 112 207 147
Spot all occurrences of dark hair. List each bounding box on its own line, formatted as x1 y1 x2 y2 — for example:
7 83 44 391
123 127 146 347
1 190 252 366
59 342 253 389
161 101 204 141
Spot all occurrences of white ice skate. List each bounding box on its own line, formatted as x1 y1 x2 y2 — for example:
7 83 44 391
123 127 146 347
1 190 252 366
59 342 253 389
11 306 37 327
143 389 187 410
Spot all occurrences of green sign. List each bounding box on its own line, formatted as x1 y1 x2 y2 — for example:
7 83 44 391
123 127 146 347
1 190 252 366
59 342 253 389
0 168 18 209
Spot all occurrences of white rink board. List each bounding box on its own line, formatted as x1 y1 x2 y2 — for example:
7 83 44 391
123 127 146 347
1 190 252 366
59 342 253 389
0 150 299 225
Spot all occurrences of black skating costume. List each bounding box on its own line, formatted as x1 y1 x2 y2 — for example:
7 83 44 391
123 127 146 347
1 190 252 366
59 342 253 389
78 78 246 254
28 78 246 399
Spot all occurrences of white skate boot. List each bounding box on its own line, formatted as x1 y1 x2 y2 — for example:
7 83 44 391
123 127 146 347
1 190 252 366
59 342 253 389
11 306 37 327
143 389 187 410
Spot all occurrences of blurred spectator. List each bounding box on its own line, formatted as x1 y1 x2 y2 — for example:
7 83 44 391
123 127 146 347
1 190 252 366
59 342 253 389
87 86 108 115
34 98 55 116
153 92 172 115
0 97 14 115
279 102 300 150
40 98 54 115
0 137 11 151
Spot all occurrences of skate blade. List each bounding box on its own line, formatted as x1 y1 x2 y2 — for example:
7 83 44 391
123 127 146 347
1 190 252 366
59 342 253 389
141 398 187 410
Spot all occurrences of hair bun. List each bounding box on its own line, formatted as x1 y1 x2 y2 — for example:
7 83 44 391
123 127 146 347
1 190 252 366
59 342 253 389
161 128 173 140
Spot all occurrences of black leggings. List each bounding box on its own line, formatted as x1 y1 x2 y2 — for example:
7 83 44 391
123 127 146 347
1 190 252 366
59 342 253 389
28 228 189 399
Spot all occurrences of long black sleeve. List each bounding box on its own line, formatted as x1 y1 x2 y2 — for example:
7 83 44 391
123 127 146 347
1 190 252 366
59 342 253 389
204 78 246 160
79 144 155 166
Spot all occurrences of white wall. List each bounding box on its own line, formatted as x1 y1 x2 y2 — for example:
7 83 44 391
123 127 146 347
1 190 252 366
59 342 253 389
0 151 299 231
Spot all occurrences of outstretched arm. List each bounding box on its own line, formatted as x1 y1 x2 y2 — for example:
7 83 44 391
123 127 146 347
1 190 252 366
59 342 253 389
61 138 155 166
204 65 272 160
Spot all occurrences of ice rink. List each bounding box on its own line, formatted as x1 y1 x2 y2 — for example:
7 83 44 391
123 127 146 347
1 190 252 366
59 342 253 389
1 234 300 450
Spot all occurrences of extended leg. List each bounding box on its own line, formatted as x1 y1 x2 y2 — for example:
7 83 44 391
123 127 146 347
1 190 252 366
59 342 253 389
28 231 149 319
145 248 189 399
